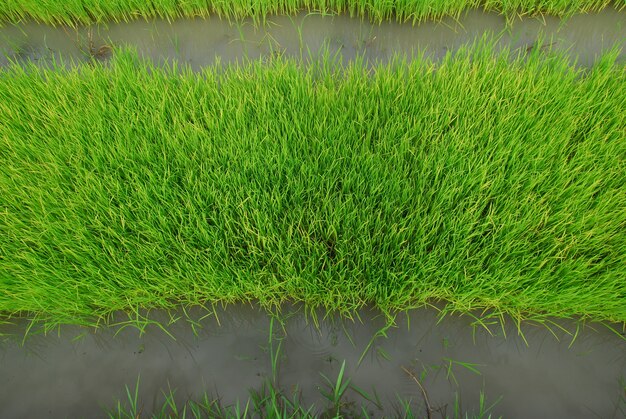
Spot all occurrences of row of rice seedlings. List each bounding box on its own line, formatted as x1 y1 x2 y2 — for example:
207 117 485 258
105 323 498 418
0 0 621 25
106 374 498 418
0 42 624 331
105 376 498 418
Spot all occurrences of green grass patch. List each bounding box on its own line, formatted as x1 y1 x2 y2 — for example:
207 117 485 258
0 44 625 330
0 0 622 25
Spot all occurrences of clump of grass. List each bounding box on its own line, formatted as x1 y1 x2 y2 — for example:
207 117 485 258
0 0 622 26
0 42 625 330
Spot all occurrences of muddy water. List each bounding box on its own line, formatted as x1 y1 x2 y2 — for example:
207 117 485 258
1 307 624 418
0 9 625 70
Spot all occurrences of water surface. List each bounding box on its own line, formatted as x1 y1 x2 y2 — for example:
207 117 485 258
1 8 624 69
1 306 624 417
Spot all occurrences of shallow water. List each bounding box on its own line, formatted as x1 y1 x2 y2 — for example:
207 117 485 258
0 8 625 70
1 306 624 418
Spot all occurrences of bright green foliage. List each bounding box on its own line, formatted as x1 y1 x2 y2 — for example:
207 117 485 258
0 0 622 25
0 45 625 328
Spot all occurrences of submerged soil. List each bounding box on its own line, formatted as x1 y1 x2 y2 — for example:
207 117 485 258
0 8 625 69
1 307 624 418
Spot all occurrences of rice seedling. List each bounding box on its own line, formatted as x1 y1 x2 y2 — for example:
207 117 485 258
401 357 502 418
0 0 622 26
0 41 625 332
105 376 255 418
318 360 378 416
105 372 501 418
107 376 142 419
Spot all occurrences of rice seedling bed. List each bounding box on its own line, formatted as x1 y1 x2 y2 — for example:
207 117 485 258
1 42 624 330
0 0 623 25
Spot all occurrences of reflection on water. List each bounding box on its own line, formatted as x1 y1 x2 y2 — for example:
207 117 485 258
0 8 625 70
1 305 624 417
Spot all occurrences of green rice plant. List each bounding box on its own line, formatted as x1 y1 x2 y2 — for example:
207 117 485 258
107 376 142 419
248 378 318 418
318 360 378 416
442 358 483 386
105 374 499 418
452 390 501 419
402 361 502 419
0 41 625 332
393 397 416 418
0 0 622 26
104 346 498 418
105 377 254 418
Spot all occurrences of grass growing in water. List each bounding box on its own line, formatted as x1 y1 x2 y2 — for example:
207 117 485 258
105 320 500 418
105 375 500 418
0 0 622 25
0 44 625 330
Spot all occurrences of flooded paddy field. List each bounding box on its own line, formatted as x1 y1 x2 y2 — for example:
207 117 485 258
1 6 625 419
1 307 624 418
1 8 625 70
